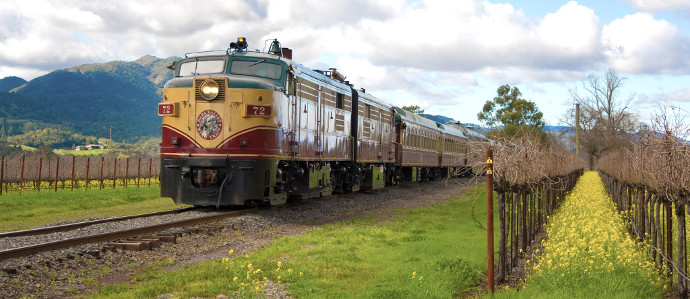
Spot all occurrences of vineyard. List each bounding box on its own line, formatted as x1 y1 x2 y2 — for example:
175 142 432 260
477 135 585 284
482 109 690 295
596 115 690 295
0 155 160 194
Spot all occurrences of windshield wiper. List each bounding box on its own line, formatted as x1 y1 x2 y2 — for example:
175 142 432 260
248 59 266 67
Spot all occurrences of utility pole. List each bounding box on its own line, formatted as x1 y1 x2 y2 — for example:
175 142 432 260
107 126 112 143
575 103 580 157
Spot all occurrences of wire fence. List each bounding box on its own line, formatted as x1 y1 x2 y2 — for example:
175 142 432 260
0 155 161 194
597 135 690 295
599 173 689 296
595 105 690 296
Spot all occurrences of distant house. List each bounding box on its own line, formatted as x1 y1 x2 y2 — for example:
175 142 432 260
75 144 102 151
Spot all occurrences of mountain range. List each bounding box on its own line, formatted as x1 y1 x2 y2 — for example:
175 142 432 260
0 55 177 147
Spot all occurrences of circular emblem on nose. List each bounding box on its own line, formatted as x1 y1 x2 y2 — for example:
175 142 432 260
196 110 223 140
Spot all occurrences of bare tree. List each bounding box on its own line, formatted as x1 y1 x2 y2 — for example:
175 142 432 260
564 68 637 169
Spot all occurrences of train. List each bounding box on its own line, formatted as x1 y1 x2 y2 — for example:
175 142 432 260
158 37 476 207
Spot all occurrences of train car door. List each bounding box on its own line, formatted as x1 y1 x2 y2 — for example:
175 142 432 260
378 109 384 162
285 73 297 160
395 120 403 165
288 74 301 160
317 86 324 160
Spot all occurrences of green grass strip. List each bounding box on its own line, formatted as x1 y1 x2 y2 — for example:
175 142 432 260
491 171 667 298
89 187 495 298
0 186 180 232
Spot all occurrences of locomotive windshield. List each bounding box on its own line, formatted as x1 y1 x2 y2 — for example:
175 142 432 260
178 59 225 76
230 60 282 80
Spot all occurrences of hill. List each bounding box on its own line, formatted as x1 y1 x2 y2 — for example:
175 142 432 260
423 114 454 124
544 125 573 133
0 56 178 143
0 76 27 92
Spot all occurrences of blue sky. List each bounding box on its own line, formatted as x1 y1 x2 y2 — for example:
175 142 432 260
0 0 689 126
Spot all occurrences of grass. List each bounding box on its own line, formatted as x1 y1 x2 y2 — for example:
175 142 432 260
54 149 108 156
489 171 667 298
89 187 496 298
0 185 181 232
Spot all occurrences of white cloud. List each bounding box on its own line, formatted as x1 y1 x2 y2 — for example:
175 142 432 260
537 2 602 59
602 13 690 74
2 0 686 82
625 0 690 12
0 0 267 78
635 88 690 118
655 88 690 102
353 0 606 82
0 0 687 127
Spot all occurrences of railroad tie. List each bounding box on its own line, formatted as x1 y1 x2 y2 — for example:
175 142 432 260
105 242 147 251
104 226 221 252
156 234 178 244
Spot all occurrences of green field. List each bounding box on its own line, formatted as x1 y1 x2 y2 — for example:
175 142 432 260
0 186 180 232
54 149 108 156
90 188 494 298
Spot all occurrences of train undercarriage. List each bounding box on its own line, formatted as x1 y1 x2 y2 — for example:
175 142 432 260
161 157 472 207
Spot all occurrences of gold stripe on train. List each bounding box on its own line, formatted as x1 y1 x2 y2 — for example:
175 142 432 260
161 86 287 149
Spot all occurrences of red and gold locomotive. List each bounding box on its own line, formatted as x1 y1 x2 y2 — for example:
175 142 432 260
159 38 471 207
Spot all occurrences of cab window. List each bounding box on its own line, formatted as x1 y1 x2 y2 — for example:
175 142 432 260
177 59 225 76
230 60 283 80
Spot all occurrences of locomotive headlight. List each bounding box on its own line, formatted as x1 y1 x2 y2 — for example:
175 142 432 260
199 79 219 100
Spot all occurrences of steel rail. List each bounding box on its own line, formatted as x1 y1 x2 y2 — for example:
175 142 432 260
0 209 252 262
0 207 199 238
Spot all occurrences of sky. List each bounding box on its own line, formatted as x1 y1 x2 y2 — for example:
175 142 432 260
1 0 689 126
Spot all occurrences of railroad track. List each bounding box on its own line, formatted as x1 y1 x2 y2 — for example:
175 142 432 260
0 180 448 263
0 207 198 238
0 208 254 262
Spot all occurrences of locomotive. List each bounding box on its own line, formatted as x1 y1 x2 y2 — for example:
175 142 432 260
159 37 471 207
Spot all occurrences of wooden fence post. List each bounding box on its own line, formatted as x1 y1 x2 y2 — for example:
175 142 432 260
71 156 75 191
0 155 3 196
124 157 129 188
676 200 687 296
19 155 24 195
99 156 104 190
486 148 494 293
521 186 527 253
137 157 141 187
54 156 59 192
37 157 43 192
148 157 152 187
497 192 506 283
112 158 117 189
665 197 673 277
85 157 90 190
